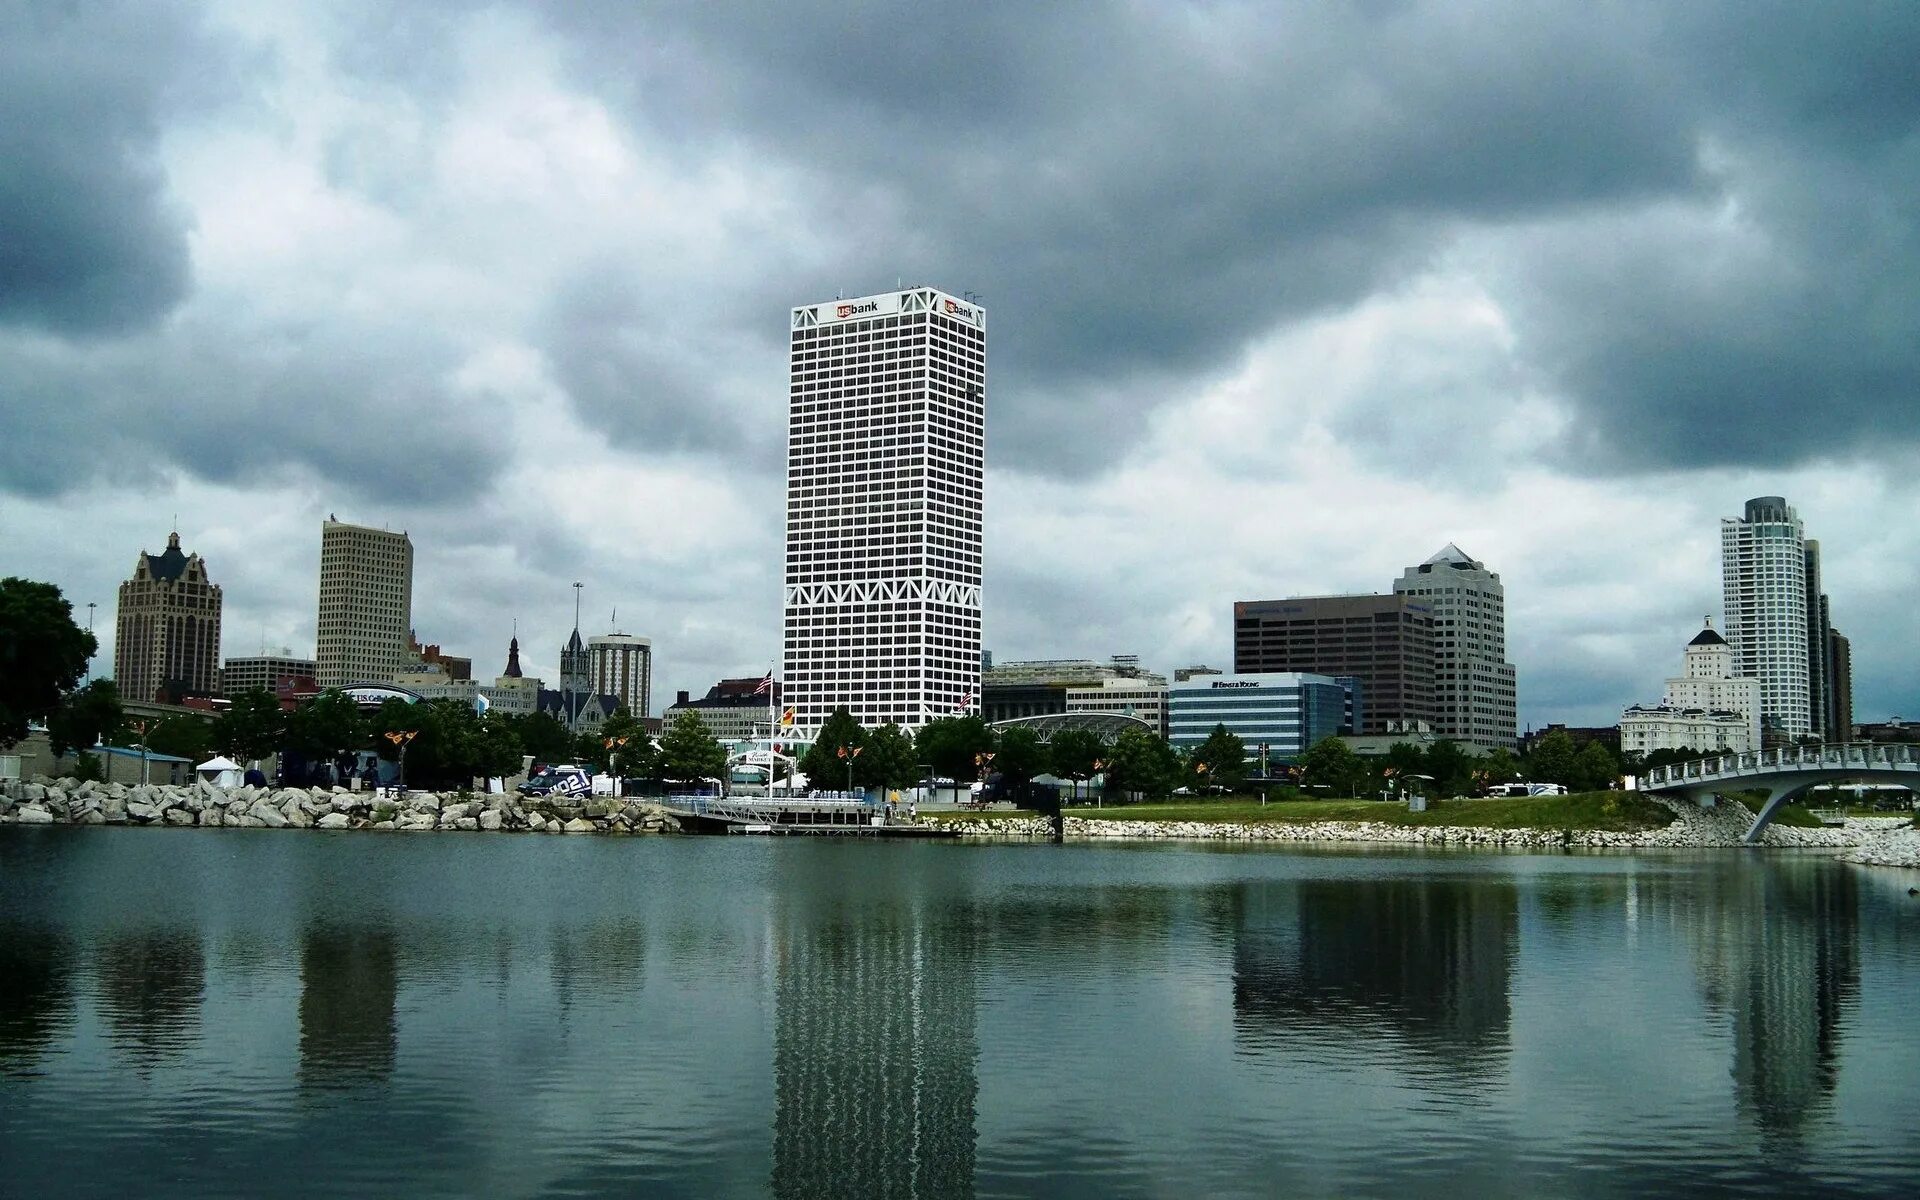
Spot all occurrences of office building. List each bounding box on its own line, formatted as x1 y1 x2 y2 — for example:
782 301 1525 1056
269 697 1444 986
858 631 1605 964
1393 545 1517 750
982 655 1167 731
589 633 653 717
222 654 316 698
316 517 413 688
781 286 985 732
1064 678 1168 736
1168 672 1354 759
1233 593 1433 734
114 531 223 704
1826 629 1852 740
664 677 781 744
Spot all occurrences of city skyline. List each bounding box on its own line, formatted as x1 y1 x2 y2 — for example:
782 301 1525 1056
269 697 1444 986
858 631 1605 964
2 4 1915 730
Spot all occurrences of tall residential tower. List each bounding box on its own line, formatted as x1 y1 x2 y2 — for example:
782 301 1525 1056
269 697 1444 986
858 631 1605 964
782 287 986 732
315 517 414 688
1720 496 1850 742
114 531 222 703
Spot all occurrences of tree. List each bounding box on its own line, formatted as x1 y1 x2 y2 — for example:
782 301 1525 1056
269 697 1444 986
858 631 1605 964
800 709 868 789
503 711 574 765
1478 748 1521 787
145 713 216 762
1526 730 1580 789
1189 724 1248 792
218 687 286 762
470 717 527 782
860 723 921 790
1297 736 1367 798
587 708 658 779
1573 740 1620 792
0 578 97 750
286 689 367 759
657 711 727 786
1421 739 1477 798
992 725 1050 790
916 716 996 783
1103 729 1180 802
47 679 125 756
1049 728 1106 804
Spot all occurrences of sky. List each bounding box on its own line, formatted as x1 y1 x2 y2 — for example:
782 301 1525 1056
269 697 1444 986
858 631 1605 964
2 0 1916 729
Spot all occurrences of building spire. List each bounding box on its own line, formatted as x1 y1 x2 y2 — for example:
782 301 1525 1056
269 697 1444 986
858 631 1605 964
505 634 523 678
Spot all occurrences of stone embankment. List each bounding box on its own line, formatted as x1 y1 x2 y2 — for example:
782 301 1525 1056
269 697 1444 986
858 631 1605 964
1836 825 1920 869
0 776 677 835
942 798 1914 854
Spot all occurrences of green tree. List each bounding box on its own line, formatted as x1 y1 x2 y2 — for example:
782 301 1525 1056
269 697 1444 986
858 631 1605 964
1103 729 1180 802
860 723 921 790
0 577 97 749
992 725 1051 790
1421 739 1477 798
800 708 868 789
1297 736 1367 798
1477 748 1521 789
657 711 727 786
1189 724 1248 792
504 711 575 765
48 679 125 756
218 687 286 762
144 713 216 762
1049 728 1106 804
1573 740 1620 791
916 715 997 782
286 689 367 759
588 709 658 779
1526 730 1580 789
472 718 528 781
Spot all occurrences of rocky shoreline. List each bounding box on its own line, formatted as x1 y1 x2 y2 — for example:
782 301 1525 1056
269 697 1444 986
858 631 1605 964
0 776 677 834
5 777 1916 867
940 798 1918 856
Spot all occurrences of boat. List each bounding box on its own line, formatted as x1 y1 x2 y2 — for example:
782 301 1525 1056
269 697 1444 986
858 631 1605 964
662 791 959 838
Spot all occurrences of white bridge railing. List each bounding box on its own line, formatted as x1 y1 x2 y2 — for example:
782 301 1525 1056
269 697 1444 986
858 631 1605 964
1643 743 1920 791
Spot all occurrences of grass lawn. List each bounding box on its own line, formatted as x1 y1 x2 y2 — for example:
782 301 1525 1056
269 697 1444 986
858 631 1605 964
931 792 1676 834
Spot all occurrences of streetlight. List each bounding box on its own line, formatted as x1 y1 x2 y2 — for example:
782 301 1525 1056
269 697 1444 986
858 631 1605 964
384 729 418 794
85 603 97 681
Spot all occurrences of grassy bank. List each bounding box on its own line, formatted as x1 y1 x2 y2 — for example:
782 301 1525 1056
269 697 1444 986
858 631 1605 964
931 791 1676 834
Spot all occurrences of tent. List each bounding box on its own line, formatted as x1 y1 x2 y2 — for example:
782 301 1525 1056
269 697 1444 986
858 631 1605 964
196 755 245 788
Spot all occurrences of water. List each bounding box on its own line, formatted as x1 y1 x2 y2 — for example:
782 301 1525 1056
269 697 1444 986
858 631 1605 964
2 830 1917 1198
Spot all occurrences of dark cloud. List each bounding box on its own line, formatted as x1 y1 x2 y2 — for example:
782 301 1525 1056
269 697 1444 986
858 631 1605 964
0 3 220 336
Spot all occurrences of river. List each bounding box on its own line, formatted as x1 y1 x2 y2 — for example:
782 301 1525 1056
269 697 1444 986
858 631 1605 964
2 829 1916 1197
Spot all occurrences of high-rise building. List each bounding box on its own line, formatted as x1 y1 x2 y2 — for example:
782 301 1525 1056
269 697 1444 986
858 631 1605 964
1233 594 1434 734
782 286 985 732
1619 619 1763 756
1393 545 1517 750
222 654 316 698
1826 629 1852 739
114 531 222 703
1720 497 1836 742
1167 672 1355 757
315 517 414 688
588 633 653 717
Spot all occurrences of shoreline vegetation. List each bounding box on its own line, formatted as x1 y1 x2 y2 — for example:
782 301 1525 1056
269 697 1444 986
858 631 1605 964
2 776 1916 866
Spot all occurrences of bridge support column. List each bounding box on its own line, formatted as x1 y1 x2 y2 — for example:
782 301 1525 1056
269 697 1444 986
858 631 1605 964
1743 783 1814 844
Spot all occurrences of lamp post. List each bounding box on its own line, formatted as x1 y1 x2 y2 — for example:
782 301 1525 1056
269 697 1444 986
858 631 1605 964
384 729 418 793
86 602 97 682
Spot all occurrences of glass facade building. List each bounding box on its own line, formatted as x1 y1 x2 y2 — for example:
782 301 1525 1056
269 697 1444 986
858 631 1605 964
1167 672 1357 760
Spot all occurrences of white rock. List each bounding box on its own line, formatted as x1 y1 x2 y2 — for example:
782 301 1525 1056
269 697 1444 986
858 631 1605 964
316 811 351 829
563 817 596 834
478 809 503 831
248 801 289 829
16 805 54 824
125 800 161 823
164 809 195 826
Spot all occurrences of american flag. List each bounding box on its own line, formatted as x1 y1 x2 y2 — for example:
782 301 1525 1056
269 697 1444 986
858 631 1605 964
955 691 974 713
753 672 773 695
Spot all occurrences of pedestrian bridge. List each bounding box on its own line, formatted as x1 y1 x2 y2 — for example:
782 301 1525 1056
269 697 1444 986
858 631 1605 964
990 711 1158 743
1642 743 1920 843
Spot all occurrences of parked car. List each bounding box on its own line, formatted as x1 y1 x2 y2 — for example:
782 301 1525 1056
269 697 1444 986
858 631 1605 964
518 764 593 798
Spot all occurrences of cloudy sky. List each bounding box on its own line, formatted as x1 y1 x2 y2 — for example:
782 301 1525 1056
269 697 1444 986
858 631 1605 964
3 1 1916 728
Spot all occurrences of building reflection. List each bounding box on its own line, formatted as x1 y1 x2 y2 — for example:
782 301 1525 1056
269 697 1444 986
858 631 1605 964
1232 879 1516 1068
0 925 75 1073
770 902 979 1199
299 925 397 1089
1668 863 1859 1141
96 929 205 1068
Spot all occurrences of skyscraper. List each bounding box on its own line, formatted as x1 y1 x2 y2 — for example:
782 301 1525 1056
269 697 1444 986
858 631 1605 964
1719 496 1848 742
1393 544 1518 750
114 531 222 703
1232 593 1434 734
588 633 652 717
782 286 986 732
315 517 414 688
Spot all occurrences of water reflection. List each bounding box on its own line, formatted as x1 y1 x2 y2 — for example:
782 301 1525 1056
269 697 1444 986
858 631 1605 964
1232 878 1516 1070
1668 862 1860 1141
550 920 647 1021
299 926 397 1089
771 902 979 1199
0 925 74 1074
96 929 205 1068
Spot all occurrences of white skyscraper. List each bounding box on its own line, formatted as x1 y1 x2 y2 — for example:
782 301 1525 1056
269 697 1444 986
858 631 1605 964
1393 544 1517 750
1721 496 1810 740
316 517 413 688
588 633 653 717
782 286 986 733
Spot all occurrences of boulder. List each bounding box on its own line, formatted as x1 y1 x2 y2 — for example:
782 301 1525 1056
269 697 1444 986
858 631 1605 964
452 816 479 831
406 795 440 814
19 783 46 803
300 794 334 817
78 808 107 825
281 804 313 829
563 817 596 834
370 820 395 831
478 808 503 832
126 800 161 823
199 808 222 827
330 795 363 814
525 813 548 832
396 811 435 831
164 809 196 826
316 812 351 830
248 801 289 829
15 805 54 825
439 800 473 820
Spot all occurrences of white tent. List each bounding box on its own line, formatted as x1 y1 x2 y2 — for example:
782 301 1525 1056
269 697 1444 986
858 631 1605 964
196 755 245 788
